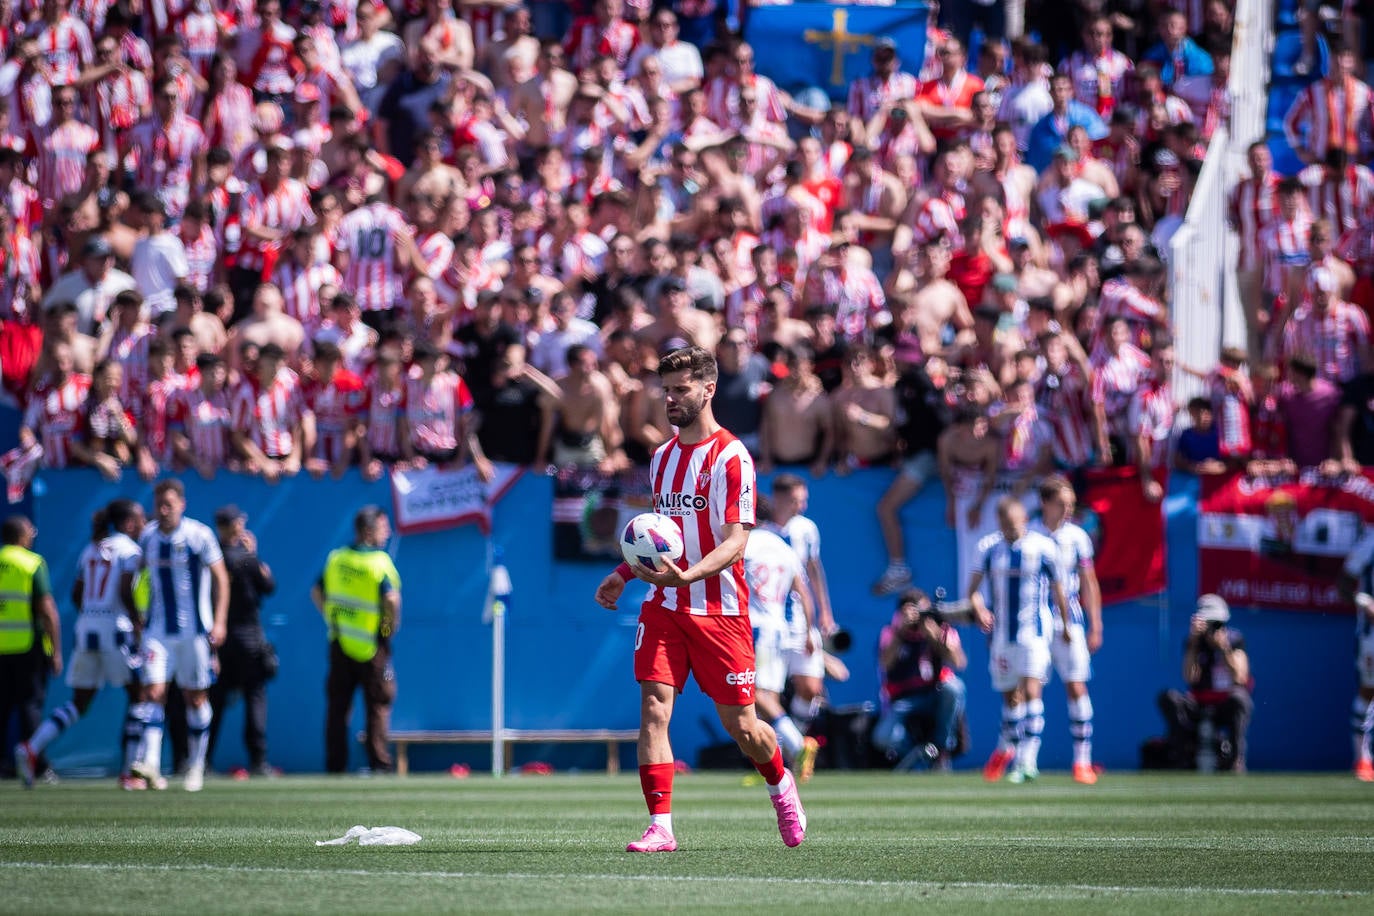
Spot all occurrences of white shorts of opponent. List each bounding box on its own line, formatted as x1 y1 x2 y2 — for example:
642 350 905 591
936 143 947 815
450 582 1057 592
754 624 788 695
1359 637 1374 690
143 635 214 691
785 626 826 679
1051 623 1093 684
66 616 138 690
990 638 1052 693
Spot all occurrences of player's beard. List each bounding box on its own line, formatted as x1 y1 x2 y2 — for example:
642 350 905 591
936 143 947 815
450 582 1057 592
667 393 703 428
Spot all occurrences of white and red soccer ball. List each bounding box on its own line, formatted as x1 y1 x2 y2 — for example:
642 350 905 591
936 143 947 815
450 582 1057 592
620 513 685 572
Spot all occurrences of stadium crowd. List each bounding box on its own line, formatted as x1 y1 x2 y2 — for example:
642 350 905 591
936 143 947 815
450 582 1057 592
0 0 1368 592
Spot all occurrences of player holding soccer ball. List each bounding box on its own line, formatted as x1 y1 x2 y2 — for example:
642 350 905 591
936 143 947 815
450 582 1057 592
595 346 808 853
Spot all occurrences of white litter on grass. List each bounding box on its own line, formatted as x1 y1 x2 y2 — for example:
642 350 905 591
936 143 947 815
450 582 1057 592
316 826 422 847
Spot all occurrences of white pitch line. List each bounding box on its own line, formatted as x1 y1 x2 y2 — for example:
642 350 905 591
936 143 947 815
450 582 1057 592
0 861 1366 899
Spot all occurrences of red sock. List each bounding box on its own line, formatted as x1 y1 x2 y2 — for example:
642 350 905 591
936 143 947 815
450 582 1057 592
639 763 674 815
754 747 786 785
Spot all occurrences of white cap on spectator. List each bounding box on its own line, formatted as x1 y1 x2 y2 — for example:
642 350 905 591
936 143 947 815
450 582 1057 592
1195 594 1230 622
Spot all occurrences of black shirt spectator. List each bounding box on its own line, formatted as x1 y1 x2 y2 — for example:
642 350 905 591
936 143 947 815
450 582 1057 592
452 291 522 402
893 362 951 457
474 345 556 466
377 54 452 165
1338 371 1374 468
713 331 771 453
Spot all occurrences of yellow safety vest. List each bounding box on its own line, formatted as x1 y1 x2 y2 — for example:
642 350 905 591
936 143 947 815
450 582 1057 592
322 546 400 662
0 544 43 655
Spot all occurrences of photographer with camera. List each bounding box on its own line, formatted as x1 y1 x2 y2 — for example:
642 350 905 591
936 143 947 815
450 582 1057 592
1157 595 1253 773
872 588 967 771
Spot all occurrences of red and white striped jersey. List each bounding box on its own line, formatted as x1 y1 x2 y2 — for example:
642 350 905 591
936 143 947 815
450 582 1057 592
810 266 886 342
181 223 218 292
1090 343 1151 437
304 368 364 462
139 372 187 465
847 71 921 124
8 73 53 137
1061 50 1133 116
405 369 472 454
646 429 756 617
703 73 786 128
1259 213 1314 296
459 2 504 54
363 374 406 457
1283 77 1373 163
239 178 315 273
1300 163 1374 235
123 113 208 219
231 367 305 459
415 230 454 280
178 8 227 78
1282 300 1370 384
74 0 117 37
246 20 299 95
1035 362 1093 467
170 383 232 468
563 15 638 71
910 189 967 252
202 82 256 159
1337 218 1374 275
22 373 90 468
274 258 341 329
106 326 155 405
1228 171 1280 271
336 202 411 312
30 14 94 86
0 232 39 319
1128 378 1176 468
1095 277 1166 350
30 119 98 206
90 69 150 159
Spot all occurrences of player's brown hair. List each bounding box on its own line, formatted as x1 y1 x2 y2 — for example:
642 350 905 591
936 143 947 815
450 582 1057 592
658 346 718 384
153 479 185 500
1038 474 1074 505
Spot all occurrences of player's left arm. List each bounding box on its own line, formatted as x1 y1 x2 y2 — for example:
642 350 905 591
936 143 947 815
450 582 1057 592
638 522 752 589
792 568 817 652
1079 558 1104 652
805 549 835 634
207 556 229 647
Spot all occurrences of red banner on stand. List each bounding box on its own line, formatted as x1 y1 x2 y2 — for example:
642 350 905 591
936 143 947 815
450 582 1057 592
1080 467 1167 605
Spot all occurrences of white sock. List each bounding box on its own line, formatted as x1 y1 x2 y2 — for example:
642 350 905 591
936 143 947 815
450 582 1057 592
1019 699 1044 772
140 704 165 773
28 702 79 755
773 715 806 761
789 695 822 729
1068 694 1094 768
999 700 1020 754
1353 697 1373 763
187 701 213 771
650 813 673 833
767 769 792 797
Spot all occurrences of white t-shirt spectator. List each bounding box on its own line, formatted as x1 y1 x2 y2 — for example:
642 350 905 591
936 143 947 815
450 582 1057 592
130 232 190 316
42 267 137 335
341 30 405 92
531 317 604 378
629 41 703 88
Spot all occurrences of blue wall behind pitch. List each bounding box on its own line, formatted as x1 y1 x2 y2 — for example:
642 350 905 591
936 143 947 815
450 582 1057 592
27 467 1357 775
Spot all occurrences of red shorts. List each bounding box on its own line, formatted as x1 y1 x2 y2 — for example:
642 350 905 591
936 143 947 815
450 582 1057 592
634 602 757 706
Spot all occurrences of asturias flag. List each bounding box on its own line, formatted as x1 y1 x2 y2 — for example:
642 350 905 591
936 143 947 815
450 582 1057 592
745 1 931 101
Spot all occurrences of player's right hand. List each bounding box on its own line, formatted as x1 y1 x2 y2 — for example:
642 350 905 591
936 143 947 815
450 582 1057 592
594 573 625 611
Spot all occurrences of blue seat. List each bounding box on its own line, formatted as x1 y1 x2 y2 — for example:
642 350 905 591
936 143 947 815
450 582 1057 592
1270 29 1328 82
1266 83 1302 137
1267 133 1307 178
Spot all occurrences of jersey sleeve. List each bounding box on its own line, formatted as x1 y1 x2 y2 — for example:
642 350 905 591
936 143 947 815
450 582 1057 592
1344 529 1374 579
196 522 224 566
1073 526 1095 565
715 442 756 527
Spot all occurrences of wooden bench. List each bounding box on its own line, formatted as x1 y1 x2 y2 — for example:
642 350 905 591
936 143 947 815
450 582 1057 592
384 729 640 776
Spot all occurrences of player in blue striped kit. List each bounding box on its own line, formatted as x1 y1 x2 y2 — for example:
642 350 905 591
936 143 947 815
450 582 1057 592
967 497 1070 783
130 480 229 792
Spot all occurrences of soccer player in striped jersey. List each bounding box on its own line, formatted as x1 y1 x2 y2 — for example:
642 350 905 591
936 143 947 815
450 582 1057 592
967 497 1070 783
1340 528 1374 781
595 346 807 852
1033 476 1103 785
333 183 423 320
130 479 229 792
15 500 145 789
744 500 818 782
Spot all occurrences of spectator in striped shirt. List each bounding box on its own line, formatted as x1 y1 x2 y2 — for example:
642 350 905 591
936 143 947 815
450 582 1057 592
230 341 305 482
359 351 408 480
302 340 365 479
1280 266 1371 386
32 84 98 210
21 338 115 477
170 351 233 479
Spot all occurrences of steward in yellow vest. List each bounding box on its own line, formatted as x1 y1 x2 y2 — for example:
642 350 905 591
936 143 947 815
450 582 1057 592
0 515 60 786
312 506 401 774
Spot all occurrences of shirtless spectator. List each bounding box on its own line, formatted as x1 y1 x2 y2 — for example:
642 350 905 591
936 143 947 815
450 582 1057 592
890 240 972 354
226 283 306 372
547 343 624 472
756 285 813 354
832 345 898 474
167 284 229 358
230 342 306 483
949 306 1021 390
509 41 577 151
937 403 1001 530
36 303 98 379
637 275 718 353
759 341 833 478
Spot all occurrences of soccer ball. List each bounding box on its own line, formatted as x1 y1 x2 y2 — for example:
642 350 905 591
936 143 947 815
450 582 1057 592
620 513 685 572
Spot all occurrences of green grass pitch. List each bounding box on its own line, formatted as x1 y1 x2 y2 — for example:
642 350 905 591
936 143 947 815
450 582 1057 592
3 772 1373 914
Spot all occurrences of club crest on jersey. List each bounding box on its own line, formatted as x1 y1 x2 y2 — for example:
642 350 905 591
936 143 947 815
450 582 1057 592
696 470 711 490
655 491 708 516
